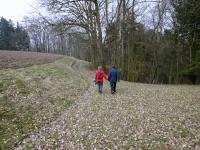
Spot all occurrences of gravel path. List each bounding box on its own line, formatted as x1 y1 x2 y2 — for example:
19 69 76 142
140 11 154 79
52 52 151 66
15 61 200 150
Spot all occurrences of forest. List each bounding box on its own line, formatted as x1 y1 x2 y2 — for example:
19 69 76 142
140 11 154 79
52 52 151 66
0 0 199 84
0 18 29 51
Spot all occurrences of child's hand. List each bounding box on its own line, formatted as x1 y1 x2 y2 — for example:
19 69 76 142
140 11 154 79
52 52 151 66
93 80 96 84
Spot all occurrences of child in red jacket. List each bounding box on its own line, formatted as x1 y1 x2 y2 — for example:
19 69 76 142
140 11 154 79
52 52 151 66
95 66 108 93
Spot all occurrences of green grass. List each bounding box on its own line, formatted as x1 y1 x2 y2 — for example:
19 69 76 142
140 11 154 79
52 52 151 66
0 82 5 93
0 93 39 149
24 64 71 79
171 118 196 139
0 57 90 149
15 79 30 96
49 98 73 108
15 79 26 89
0 77 13 93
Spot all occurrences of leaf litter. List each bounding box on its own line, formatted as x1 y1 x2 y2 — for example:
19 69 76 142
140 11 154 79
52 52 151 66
15 59 200 150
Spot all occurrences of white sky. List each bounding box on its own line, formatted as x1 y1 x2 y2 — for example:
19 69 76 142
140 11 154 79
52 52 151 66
0 0 37 23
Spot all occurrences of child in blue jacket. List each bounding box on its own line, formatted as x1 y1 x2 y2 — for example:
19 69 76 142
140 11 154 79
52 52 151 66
108 66 120 94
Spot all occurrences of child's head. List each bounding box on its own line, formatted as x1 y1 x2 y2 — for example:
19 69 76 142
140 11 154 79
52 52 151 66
98 66 102 71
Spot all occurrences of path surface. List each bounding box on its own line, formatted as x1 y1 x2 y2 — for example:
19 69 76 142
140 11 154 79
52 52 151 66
15 59 200 150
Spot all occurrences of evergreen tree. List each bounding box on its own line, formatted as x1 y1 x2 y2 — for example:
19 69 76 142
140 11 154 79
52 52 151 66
0 17 30 51
14 23 30 50
172 0 200 83
0 17 14 50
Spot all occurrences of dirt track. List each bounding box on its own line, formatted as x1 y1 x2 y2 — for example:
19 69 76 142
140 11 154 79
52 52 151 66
0 50 63 69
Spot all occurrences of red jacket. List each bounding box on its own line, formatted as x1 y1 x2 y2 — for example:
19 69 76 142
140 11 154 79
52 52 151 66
95 70 108 83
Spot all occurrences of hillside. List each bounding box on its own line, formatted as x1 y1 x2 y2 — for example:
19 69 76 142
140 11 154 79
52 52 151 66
0 51 200 150
0 50 63 69
0 52 89 149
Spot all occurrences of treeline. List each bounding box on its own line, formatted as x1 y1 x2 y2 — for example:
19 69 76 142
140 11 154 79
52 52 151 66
0 17 29 50
22 17 90 60
172 0 200 84
36 0 199 84
1 0 200 84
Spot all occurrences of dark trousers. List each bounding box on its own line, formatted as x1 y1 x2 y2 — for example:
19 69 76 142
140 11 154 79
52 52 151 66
110 82 116 93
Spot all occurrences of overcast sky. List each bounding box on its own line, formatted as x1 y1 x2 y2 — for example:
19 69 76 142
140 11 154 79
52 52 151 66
0 0 37 23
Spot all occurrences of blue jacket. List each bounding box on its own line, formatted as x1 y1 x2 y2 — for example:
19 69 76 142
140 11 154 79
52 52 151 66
108 67 119 83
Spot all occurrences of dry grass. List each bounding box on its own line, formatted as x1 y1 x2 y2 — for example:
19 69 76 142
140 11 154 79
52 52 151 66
0 50 63 69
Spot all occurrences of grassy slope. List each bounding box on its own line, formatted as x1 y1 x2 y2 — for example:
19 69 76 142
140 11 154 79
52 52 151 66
0 57 89 149
0 50 63 69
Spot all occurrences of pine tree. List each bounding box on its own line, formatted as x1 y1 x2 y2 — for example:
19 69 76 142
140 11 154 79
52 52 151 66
14 23 30 50
0 17 14 50
0 18 30 51
172 0 200 83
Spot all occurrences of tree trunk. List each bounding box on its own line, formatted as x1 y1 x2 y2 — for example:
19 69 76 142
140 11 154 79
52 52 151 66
94 0 104 66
